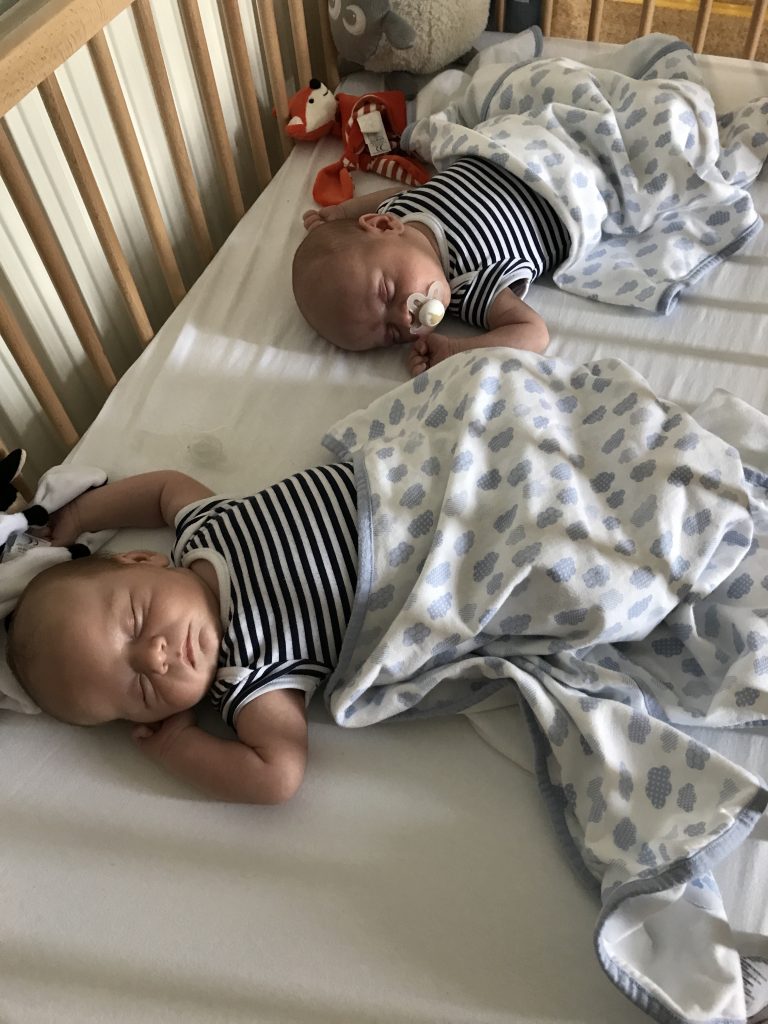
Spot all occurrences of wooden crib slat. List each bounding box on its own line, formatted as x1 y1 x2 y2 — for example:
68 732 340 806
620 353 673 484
132 0 214 265
496 0 507 32
287 0 312 88
588 0 606 40
88 30 187 307
219 0 272 193
0 120 117 391
178 0 245 223
745 0 768 58
0 293 80 448
693 0 715 52
37 72 154 349
317 0 340 91
541 0 554 36
255 0 292 161
639 0 657 35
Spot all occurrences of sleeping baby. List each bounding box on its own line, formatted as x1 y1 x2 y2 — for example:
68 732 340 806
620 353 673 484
5 347 762 816
292 156 570 375
5 465 353 804
293 33 768 369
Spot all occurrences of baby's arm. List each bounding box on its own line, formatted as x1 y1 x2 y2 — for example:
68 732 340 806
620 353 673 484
47 468 310 805
132 689 308 804
48 470 211 543
302 184 408 230
408 289 549 377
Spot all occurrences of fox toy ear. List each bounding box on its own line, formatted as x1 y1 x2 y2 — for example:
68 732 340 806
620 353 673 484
0 449 25 513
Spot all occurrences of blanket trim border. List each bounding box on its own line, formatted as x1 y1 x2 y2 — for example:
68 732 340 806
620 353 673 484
596 788 767 1024
658 217 763 314
522 684 768 1024
321 442 375 723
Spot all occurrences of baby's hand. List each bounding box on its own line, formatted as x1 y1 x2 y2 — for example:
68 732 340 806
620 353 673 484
46 501 84 546
408 333 460 377
302 205 345 231
132 709 197 763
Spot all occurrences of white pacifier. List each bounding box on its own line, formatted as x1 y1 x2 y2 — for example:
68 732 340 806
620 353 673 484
407 282 445 335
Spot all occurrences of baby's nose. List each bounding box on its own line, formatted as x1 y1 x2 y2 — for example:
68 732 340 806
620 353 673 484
396 301 414 332
143 635 168 675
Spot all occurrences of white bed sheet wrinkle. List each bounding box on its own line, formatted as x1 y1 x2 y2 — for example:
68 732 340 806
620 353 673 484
2 711 648 1024
0 718 71 810
3 34 768 1024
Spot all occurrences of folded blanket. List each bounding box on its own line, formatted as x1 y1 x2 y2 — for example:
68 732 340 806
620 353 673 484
401 30 768 313
322 348 768 1024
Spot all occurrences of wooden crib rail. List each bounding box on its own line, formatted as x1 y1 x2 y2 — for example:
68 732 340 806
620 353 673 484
0 0 134 119
495 0 766 55
0 0 332 478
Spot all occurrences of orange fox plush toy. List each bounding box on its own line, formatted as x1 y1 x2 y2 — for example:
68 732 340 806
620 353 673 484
285 78 430 206
285 79 339 142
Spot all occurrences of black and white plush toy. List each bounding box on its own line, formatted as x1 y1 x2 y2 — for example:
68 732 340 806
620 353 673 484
0 450 112 714
0 449 49 554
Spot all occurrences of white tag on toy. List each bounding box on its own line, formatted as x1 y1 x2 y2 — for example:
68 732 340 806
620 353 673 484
357 110 391 156
407 282 446 335
1 531 51 564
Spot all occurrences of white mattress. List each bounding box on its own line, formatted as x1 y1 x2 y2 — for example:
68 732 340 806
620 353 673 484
2 37 767 1024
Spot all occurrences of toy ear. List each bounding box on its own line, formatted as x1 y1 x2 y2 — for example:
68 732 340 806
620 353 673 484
382 10 416 50
313 162 355 206
24 505 48 528
0 449 24 512
286 80 338 141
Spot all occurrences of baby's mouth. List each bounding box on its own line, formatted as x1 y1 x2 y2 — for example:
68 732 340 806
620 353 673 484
407 283 446 334
184 627 196 670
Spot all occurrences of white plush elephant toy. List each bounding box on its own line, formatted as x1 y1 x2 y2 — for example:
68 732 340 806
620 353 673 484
328 0 490 74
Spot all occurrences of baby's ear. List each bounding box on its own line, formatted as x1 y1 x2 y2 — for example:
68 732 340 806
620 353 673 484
115 550 170 568
357 212 405 235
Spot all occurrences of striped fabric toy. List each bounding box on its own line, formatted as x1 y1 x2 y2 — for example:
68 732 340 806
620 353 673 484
313 91 430 205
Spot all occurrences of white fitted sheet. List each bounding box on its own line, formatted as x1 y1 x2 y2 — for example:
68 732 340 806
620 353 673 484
1 37 767 1024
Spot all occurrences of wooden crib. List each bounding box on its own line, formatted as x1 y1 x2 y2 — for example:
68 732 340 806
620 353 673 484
2 7 768 1024
0 0 766 489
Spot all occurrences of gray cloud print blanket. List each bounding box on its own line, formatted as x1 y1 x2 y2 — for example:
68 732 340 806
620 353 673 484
401 30 768 313
322 349 768 1024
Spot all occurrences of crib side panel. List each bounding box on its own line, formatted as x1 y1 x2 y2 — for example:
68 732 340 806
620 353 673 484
531 0 768 59
1 0 766 484
0 0 332 482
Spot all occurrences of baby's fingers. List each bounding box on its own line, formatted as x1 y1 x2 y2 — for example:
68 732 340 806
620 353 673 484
408 349 430 378
131 722 159 742
303 209 325 231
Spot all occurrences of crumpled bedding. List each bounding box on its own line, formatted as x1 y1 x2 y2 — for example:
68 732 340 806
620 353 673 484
400 29 768 313
322 348 768 1024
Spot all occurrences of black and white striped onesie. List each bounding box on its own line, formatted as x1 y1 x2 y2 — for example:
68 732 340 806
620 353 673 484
378 155 570 327
172 463 358 728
